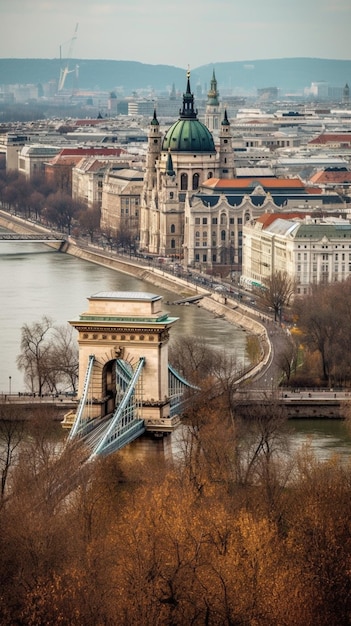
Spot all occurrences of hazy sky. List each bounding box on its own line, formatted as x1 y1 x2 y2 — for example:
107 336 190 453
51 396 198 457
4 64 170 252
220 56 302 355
1 0 350 68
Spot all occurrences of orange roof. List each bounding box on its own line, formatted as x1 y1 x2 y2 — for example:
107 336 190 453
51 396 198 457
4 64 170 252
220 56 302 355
309 133 351 145
203 177 305 190
73 119 109 126
59 148 126 156
309 169 351 184
255 212 309 228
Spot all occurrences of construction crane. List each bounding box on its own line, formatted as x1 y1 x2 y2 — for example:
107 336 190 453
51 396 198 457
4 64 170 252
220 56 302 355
58 23 79 92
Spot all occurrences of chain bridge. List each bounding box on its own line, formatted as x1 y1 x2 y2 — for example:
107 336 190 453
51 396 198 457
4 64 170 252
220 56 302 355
62 291 196 460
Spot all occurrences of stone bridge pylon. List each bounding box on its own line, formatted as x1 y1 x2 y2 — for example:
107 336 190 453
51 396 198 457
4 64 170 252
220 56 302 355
62 292 181 448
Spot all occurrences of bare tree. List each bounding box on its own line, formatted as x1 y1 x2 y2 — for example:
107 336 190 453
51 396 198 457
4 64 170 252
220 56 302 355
16 317 78 395
256 270 297 322
78 202 101 242
17 316 54 395
0 407 25 502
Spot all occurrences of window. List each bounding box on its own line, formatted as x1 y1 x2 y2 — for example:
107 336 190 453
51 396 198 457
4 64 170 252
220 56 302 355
193 173 200 189
181 173 188 190
212 217 217 224
221 230 226 241
202 218 207 225
212 254 217 262
195 231 200 238
171 239 175 249
203 254 207 262
170 192 174 199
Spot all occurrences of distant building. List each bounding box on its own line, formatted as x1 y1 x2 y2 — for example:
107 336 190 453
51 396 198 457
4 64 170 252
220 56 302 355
257 87 278 102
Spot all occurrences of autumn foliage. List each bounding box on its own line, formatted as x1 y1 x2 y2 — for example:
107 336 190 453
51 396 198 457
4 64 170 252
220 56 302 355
0 401 351 626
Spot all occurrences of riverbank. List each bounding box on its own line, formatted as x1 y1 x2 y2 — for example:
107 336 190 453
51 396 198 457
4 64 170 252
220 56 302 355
0 210 270 379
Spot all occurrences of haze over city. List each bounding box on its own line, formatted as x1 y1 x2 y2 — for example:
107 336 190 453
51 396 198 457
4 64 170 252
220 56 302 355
1 0 350 69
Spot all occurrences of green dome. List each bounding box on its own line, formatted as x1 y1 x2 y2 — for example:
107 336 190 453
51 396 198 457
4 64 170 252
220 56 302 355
162 118 215 153
162 71 215 154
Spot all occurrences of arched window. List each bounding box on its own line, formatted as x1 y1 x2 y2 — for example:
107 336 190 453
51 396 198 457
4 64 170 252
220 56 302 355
220 213 227 225
170 224 175 233
181 173 188 190
221 230 226 241
195 231 200 238
207 171 213 179
193 173 200 190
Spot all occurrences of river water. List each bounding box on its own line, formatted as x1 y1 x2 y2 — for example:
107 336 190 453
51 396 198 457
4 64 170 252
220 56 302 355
1 236 351 461
0 238 247 393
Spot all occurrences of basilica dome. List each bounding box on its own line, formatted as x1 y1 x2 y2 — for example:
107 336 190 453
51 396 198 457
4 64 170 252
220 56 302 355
162 72 215 154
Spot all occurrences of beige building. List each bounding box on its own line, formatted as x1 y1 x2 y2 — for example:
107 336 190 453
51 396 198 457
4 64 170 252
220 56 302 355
100 168 144 240
72 156 135 208
241 213 351 295
17 144 60 178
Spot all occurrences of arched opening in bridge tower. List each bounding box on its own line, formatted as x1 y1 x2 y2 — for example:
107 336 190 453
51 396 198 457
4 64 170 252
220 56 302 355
102 358 133 417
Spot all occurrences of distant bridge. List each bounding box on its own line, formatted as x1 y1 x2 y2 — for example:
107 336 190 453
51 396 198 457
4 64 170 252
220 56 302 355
0 233 66 243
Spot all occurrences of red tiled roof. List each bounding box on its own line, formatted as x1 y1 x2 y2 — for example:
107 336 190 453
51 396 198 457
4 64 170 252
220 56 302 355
59 148 126 156
73 119 108 126
309 133 351 145
203 177 305 190
309 170 351 184
256 212 309 228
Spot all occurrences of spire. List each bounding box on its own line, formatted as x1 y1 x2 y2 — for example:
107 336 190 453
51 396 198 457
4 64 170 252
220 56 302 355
207 68 219 106
221 109 230 126
151 108 159 126
166 150 175 176
179 69 198 120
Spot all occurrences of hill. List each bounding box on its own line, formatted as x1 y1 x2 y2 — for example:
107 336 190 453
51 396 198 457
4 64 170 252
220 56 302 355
0 57 350 95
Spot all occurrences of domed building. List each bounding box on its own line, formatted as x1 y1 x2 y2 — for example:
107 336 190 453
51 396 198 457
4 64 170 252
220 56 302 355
139 70 235 257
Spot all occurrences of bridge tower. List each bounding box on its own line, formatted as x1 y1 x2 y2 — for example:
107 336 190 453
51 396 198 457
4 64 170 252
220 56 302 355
69 291 178 423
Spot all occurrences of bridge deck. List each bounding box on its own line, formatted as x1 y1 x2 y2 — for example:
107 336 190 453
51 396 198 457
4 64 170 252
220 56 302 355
0 233 66 242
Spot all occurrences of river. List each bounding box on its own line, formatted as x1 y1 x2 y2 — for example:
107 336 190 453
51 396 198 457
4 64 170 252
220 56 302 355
1 235 351 461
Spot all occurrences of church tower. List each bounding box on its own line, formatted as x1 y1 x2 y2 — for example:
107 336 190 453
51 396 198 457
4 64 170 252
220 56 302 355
205 69 220 133
218 109 235 179
140 109 162 251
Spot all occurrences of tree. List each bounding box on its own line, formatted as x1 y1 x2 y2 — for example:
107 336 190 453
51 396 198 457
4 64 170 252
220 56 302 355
78 202 101 242
45 191 79 233
256 270 297 322
0 408 25 502
17 316 54 395
16 317 78 395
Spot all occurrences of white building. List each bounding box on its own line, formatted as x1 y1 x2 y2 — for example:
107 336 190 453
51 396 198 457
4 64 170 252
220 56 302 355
242 213 351 295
